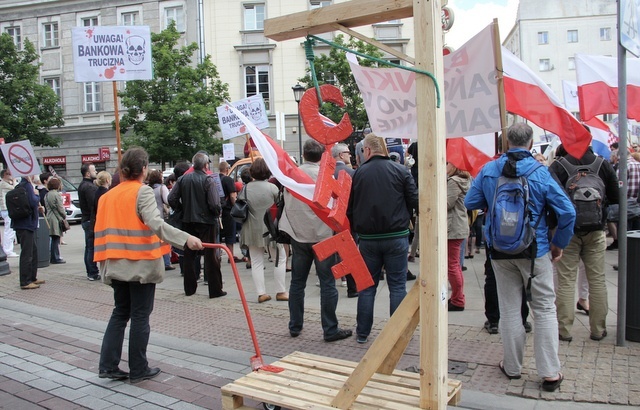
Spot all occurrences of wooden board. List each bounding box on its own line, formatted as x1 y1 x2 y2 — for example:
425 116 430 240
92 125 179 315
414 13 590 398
221 352 461 409
264 0 413 42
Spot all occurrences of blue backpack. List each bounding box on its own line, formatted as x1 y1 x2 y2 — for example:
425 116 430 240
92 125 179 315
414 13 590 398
490 161 543 256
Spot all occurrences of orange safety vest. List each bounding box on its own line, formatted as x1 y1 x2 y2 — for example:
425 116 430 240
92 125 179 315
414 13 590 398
94 180 170 262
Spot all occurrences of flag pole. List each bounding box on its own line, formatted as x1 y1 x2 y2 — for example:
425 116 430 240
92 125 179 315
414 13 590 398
492 18 508 154
112 81 122 164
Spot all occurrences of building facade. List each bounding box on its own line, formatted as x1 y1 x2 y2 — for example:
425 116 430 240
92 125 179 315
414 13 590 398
1 0 418 182
0 0 199 184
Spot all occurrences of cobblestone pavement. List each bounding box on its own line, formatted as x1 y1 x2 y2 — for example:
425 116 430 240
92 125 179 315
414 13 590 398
0 227 637 409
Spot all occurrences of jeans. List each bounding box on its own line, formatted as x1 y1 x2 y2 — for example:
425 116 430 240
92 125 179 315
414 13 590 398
288 239 339 338
448 239 465 307
82 220 99 277
16 229 37 286
1 210 15 254
356 236 409 338
492 255 560 379
99 280 156 379
50 235 62 262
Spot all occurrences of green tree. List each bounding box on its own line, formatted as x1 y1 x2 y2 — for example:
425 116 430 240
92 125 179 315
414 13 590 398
118 22 230 165
298 35 384 132
0 34 64 147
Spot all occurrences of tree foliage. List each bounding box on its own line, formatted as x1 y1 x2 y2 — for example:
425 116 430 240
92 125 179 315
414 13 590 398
0 33 64 147
298 35 384 132
118 23 230 165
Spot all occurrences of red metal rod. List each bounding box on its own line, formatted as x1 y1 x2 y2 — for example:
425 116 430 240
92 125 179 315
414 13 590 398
201 243 264 361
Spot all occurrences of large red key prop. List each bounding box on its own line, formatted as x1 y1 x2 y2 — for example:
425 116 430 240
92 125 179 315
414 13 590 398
299 84 353 145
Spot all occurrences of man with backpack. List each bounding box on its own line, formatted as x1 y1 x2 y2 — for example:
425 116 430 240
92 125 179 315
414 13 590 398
10 175 45 289
465 123 575 392
549 138 618 342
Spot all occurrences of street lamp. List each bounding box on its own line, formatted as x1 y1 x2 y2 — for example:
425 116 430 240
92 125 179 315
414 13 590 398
292 84 305 164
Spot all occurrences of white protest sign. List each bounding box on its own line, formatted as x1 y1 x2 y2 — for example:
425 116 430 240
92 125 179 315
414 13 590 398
347 24 499 139
217 96 269 140
72 26 153 82
222 143 235 161
0 140 39 177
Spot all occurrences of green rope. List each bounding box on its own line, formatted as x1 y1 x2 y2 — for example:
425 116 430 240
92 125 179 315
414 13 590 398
307 34 441 108
304 38 323 106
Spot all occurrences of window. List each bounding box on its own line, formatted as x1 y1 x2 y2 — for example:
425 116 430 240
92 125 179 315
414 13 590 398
310 0 331 8
539 58 551 71
568 57 575 70
538 31 548 45
603 113 614 122
164 6 185 31
567 29 578 43
5 26 21 49
121 11 139 26
42 22 59 47
600 27 611 41
244 4 265 31
81 17 98 27
245 65 269 110
44 77 61 106
84 82 101 112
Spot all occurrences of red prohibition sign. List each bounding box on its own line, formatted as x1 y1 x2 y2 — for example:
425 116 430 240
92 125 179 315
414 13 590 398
8 144 35 176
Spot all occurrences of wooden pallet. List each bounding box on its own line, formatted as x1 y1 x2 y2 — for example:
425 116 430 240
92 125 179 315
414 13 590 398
221 351 462 409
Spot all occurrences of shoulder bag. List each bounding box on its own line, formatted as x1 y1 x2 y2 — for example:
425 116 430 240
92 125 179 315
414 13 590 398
230 185 249 223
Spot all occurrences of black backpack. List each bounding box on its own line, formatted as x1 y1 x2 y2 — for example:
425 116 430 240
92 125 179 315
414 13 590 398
263 191 290 245
6 185 32 220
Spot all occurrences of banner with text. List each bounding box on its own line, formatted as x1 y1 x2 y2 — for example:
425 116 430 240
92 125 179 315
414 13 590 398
347 24 499 139
217 96 270 140
72 26 153 82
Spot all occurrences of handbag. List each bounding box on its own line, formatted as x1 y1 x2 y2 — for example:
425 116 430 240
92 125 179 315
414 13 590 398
59 218 70 232
230 185 249 223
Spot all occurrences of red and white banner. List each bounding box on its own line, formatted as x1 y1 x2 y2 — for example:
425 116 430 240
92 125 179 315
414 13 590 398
347 24 500 139
502 47 592 159
575 54 640 121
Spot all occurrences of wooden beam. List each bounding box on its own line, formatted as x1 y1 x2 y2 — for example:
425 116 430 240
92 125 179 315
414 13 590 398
331 23 416 65
376 304 420 375
414 0 448 408
264 0 414 42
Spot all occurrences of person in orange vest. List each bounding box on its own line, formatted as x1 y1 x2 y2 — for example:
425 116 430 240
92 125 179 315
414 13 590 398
94 147 203 384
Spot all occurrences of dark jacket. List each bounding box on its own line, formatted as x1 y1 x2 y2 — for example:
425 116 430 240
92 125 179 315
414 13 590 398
348 155 418 238
78 177 97 222
168 169 220 225
11 178 40 232
549 147 619 230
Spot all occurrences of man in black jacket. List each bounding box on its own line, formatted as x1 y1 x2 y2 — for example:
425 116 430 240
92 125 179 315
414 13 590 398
549 137 619 342
347 134 418 344
168 152 224 298
78 162 100 281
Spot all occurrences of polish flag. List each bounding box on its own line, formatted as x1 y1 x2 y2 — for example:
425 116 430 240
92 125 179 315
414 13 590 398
575 54 640 122
446 134 494 177
223 103 342 230
502 47 592 159
584 116 618 159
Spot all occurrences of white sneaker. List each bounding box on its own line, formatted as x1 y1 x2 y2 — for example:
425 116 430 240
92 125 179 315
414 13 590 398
5 252 17 258
341 280 347 287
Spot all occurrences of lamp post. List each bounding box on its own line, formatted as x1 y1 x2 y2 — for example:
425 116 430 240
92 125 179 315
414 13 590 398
292 84 305 164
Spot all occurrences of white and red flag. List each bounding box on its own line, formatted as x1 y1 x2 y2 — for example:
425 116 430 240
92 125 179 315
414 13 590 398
575 54 640 122
502 47 592 159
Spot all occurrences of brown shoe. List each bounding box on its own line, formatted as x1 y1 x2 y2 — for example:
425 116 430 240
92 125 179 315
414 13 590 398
276 292 289 301
33 279 46 285
258 294 272 303
21 283 40 290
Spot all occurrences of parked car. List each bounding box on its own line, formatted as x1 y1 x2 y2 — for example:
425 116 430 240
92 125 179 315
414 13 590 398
58 176 82 223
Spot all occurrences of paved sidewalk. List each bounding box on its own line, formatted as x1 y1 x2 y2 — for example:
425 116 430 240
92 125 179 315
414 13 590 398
0 227 637 409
